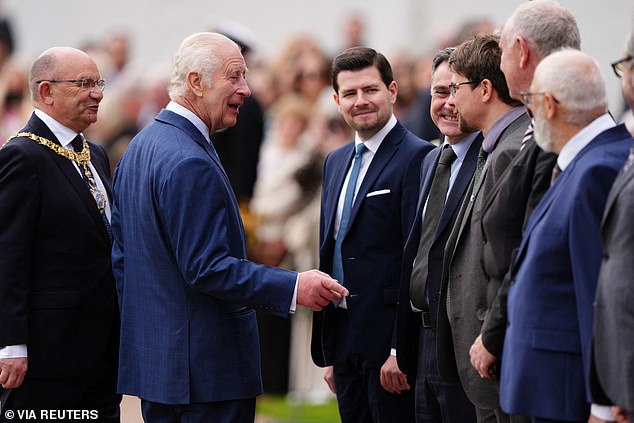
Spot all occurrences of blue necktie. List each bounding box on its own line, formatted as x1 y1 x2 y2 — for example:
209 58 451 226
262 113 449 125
332 143 366 298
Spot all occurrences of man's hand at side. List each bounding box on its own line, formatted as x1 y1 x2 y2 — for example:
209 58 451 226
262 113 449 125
380 355 410 393
297 270 349 311
0 357 27 389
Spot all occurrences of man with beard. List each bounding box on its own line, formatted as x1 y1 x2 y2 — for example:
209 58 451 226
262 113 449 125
500 49 632 423
440 33 529 423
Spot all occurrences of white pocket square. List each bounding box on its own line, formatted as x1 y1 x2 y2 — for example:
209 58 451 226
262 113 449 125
366 189 391 197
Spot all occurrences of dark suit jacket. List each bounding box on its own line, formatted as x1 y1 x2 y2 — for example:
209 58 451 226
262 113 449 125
479 136 557 357
311 122 433 368
437 111 529 408
591 144 634 414
395 133 482 377
500 124 631 421
0 113 118 381
112 109 297 404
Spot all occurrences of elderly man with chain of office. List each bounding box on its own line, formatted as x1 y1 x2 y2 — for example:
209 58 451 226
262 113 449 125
0 47 119 420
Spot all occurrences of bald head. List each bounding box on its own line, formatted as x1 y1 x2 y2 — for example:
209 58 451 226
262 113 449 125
30 47 93 102
532 49 606 125
167 32 241 100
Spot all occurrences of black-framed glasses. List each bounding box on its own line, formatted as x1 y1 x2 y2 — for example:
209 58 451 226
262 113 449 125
611 56 632 78
449 80 481 96
36 79 106 92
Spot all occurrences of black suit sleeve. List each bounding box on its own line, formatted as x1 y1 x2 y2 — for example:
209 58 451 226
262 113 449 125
0 143 39 347
524 147 557 229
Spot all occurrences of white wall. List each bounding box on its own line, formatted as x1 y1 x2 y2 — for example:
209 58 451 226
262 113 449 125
3 0 633 111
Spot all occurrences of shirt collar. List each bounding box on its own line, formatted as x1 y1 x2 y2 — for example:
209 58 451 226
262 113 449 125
166 101 212 144
482 106 526 153
34 108 80 148
442 131 479 162
354 114 397 154
558 113 616 170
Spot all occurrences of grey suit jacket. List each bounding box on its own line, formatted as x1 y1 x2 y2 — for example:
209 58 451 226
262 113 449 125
436 111 529 408
592 152 634 414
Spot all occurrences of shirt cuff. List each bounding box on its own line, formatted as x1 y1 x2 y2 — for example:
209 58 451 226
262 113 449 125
289 274 299 314
0 344 28 358
591 403 614 420
390 348 397 357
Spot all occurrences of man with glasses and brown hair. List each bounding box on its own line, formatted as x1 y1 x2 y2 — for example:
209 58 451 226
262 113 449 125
0 47 120 421
500 49 632 423
439 32 529 423
468 4 579 422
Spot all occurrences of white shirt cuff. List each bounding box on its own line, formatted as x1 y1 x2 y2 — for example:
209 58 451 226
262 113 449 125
289 274 299 314
591 403 614 420
390 348 397 357
0 344 28 358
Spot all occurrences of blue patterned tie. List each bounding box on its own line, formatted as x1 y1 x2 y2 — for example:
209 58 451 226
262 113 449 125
332 143 366 302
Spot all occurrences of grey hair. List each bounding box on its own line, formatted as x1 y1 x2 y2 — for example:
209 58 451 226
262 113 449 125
533 49 606 125
431 47 455 74
505 0 580 60
167 32 238 99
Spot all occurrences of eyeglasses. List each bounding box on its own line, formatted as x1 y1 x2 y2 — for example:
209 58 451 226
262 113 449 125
519 91 547 106
611 56 632 78
36 79 106 92
449 80 481 96
519 91 560 117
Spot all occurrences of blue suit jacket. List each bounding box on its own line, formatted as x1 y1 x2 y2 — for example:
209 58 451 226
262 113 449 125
311 122 433 367
395 134 482 377
112 109 296 404
500 124 632 420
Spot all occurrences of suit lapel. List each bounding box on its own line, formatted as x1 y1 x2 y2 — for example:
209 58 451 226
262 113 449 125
342 125 401 238
24 115 109 243
513 133 615 272
322 143 355 244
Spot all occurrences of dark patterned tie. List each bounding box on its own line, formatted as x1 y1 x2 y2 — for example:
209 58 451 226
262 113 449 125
71 135 113 242
332 143 366 305
472 147 488 192
410 145 457 309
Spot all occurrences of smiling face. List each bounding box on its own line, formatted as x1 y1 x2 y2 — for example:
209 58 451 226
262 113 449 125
43 50 103 133
334 66 397 140
448 72 481 134
201 41 251 133
430 61 462 142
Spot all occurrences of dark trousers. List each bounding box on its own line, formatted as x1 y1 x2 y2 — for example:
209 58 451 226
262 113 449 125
415 326 476 423
332 309 414 423
141 398 256 423
0 366 120 423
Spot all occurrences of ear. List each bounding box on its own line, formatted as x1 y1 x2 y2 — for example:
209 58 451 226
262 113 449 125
388 80 398 104
187 71 204 97
480 79 493 103
38 81 54 105
544 93 558 120
517 36 530 69
333 92 342 112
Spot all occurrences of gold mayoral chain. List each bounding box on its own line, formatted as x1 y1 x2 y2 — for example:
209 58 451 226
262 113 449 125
4 132 107 212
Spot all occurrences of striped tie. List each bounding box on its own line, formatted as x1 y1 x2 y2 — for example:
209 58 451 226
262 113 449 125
520 121 534 151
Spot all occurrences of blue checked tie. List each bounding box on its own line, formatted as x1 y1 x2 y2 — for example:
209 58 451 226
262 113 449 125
332 143 366 303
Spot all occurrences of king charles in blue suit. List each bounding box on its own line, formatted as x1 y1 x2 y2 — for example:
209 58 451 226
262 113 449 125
111 33 346 423
499 50 633 423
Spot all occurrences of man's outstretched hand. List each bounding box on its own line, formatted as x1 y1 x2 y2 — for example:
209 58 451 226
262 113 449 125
297 270 349 311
